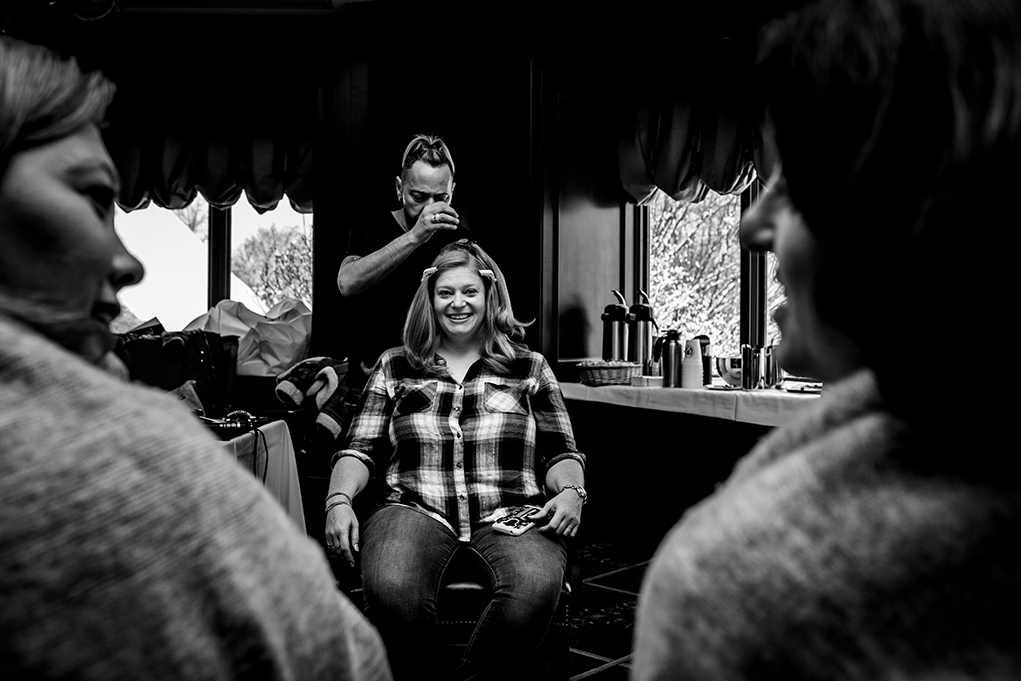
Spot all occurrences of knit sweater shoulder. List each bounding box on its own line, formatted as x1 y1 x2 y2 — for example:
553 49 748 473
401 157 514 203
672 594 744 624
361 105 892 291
632 368 1021 681
0 315 390 681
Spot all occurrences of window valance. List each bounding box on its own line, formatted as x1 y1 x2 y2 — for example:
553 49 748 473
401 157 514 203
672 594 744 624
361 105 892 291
103 77 316 214
618 37 764 205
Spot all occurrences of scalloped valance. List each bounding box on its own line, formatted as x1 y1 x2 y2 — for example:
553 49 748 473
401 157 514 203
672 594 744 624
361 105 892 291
618 35 768 205
102 76 316 214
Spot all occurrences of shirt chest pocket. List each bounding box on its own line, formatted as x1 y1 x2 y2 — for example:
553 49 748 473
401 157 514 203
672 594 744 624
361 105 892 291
482 382 529 416
390 381 441 440
477 382 533 453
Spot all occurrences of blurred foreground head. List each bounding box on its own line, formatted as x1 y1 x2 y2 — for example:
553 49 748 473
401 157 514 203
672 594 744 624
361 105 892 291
745 0 1019 412
0 36 143 364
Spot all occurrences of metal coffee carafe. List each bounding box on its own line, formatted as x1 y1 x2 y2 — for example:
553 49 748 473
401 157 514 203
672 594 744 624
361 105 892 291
600 290 629 361
627 290 659 375
654 329 684 387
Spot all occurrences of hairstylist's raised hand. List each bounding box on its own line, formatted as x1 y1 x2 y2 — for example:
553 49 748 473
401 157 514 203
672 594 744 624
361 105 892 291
535 491 583 538
324 503 360 568
411 202 459 242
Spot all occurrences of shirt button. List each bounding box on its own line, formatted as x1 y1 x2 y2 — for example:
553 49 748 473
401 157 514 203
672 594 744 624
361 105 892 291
453 406 460 413
455 432 461 439
455 461 463 469
459 494 466 501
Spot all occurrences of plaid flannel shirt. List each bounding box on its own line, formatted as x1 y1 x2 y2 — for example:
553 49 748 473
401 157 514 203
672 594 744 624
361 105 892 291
333 346 585 541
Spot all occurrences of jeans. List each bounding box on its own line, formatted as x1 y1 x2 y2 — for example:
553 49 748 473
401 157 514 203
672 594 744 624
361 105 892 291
360 504 567 681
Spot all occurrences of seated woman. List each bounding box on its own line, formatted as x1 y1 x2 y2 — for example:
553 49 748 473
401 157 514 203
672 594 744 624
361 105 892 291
325 239 586 681
632 0 1020 678
0 35 389 680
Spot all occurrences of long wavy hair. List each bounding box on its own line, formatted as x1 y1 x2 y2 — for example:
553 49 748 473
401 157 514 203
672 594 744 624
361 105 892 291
402 240 531 376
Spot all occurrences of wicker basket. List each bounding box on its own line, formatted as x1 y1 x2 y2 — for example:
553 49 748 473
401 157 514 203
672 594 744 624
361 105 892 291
577 362 641 387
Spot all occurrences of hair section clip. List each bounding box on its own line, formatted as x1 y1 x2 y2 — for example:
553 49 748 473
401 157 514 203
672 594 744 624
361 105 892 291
421 267 438 283
479 269 496 281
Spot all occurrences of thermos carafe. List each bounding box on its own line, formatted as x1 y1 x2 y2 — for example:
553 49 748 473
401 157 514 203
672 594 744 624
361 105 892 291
654 329 684 387
600 290 629 361
627 290 659 375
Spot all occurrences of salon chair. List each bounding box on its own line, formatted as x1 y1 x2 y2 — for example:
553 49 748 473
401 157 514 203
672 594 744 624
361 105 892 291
330 539 576 681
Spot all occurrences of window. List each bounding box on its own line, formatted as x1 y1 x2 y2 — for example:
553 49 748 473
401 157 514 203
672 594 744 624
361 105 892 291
231 196 314 312
112 194 312 334
648 185 787 367
113 200 218 332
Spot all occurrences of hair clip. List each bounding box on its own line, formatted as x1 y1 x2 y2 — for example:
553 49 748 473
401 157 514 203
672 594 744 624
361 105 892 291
479 269 496 281
421 267 438 283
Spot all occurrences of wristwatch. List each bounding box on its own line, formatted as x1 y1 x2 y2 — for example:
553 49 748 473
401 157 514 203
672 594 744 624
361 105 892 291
560 484 588 504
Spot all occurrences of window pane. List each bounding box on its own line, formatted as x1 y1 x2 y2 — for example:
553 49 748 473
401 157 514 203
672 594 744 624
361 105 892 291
766 251 785 349
113 201 213 332
231 195 314 312
649 188 742 357
114 194 277 332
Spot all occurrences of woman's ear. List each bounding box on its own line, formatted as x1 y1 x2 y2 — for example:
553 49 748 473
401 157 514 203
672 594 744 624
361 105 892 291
395 176 403 202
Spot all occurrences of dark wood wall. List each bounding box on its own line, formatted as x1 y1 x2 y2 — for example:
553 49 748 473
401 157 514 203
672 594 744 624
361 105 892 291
551 80 636 367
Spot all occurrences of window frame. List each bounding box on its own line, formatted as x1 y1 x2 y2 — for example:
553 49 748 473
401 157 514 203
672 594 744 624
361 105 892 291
208 206 232 310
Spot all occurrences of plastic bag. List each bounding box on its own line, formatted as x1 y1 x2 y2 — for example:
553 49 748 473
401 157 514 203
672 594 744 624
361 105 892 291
186 299 312 377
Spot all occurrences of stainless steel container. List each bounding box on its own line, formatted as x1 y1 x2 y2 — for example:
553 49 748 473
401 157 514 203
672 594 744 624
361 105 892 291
655 329 684 387
741 344 762 389
627 290 658 375
600 290 629 361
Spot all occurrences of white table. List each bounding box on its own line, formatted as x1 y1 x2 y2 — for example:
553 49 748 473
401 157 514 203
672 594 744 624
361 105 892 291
221 419 306 533
560 381 819 428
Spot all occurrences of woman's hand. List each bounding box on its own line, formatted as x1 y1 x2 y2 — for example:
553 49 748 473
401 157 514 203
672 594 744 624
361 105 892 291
535 491 584 538
324 503 360 568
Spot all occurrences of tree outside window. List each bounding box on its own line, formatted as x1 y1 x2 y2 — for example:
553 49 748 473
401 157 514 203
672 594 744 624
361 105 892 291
232 222 313 311
230 195 314 312
649 188 785 361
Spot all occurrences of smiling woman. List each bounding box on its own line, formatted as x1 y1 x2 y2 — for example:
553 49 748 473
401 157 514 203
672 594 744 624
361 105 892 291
325 239 586 680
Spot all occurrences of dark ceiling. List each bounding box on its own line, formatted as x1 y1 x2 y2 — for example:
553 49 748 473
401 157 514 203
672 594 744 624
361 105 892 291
4 0 800 31
3 0 351 18
118 0 347 10
2 0 805 94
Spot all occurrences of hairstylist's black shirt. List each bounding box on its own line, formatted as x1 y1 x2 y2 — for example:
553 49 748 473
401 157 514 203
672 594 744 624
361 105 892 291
344 211 470 377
